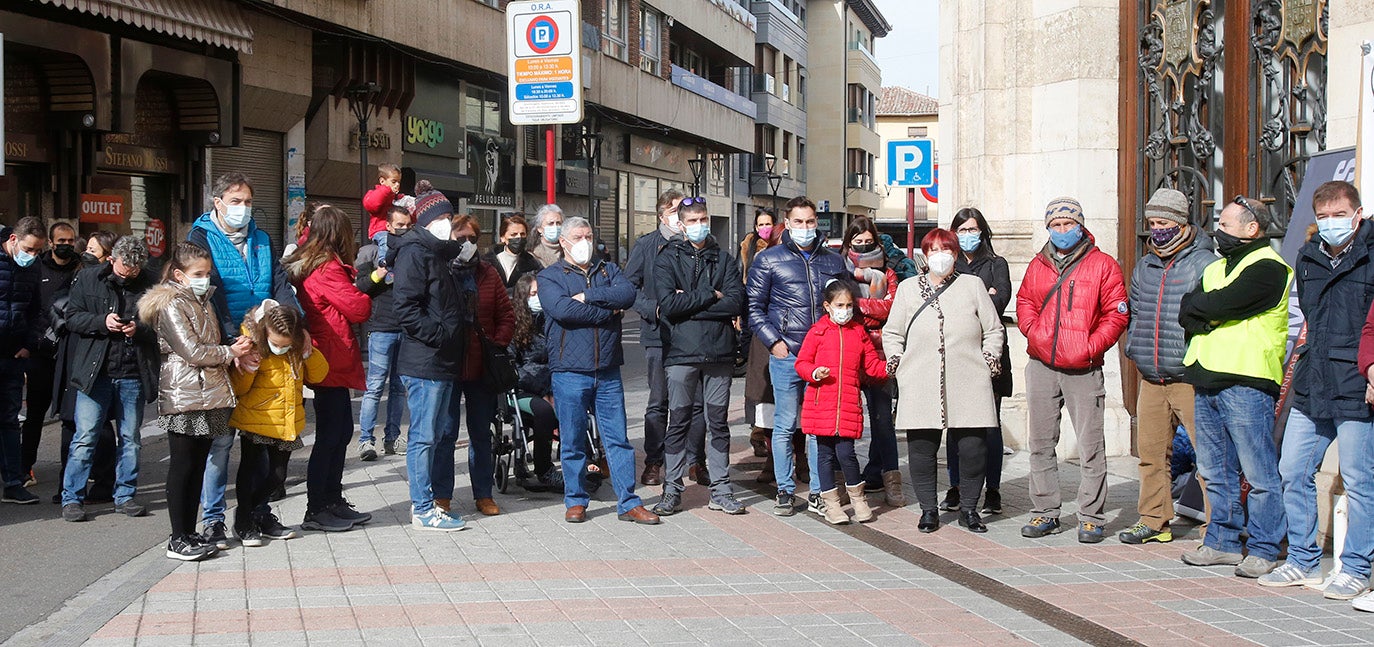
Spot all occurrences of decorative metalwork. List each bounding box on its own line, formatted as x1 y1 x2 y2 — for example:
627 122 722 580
1251 0 1327 234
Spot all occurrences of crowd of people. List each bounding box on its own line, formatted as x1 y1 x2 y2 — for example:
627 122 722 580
2 169 1373 608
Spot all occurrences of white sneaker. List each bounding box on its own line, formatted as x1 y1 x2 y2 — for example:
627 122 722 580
1352 589 1374 613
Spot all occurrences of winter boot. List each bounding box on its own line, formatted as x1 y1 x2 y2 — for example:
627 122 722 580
846 484 874 523
820 489 850 525
882 470 907 507
836 472 851 505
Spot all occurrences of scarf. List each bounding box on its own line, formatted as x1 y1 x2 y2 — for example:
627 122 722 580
848 246 886 269
1148 224 1197 259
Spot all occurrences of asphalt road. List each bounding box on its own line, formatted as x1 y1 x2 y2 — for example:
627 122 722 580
1 316 653 642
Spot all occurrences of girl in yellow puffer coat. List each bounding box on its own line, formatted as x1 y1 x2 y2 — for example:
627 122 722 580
228 299 328 546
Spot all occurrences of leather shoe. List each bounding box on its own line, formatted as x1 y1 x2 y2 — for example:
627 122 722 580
918 509 940 533
640 463 664 487
565 505 587 523
958 509 987 533
617 505 662 525
689 462 710 487
475 498 500 516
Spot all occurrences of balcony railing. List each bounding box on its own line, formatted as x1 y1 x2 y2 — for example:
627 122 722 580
848 40 878 65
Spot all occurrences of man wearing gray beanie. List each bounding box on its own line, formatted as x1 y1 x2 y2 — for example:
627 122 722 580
1120 188 1215 545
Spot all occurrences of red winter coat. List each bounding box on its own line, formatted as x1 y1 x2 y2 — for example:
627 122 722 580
295 256 372 389
1015 231 1128 370
856 267 898 358
363 183 399 239
795 315 888 439
459 261 516 382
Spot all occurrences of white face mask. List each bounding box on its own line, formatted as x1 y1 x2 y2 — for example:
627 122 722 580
666 213 683 233
268 342 291 355
457 240 477 262
426 218 452 240
568 238 593 265
928 251 955 277
223 204 251 229
187 277 211 297
528 295 543 313
829 306 854 326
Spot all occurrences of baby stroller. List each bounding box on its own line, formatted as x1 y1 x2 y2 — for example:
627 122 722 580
491 390 606 494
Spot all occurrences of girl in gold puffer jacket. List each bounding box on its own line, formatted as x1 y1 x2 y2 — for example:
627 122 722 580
228 299 329 545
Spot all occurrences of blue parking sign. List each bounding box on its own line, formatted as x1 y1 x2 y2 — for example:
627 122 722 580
887 139 934 188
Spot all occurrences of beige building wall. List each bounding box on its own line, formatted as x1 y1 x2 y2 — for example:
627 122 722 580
939 0 1126 457
806 0 884 216
1328 1 1374 150
875 113 939 224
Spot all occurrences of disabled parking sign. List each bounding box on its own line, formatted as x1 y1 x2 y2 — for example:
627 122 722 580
507 1 583 125
886 139 934 188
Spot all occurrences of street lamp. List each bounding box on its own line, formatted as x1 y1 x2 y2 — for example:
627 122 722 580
763 153 782 213
688 156 706 198
346 82 382 243
579 128 603 246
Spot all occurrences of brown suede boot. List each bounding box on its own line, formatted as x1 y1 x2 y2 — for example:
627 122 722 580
749 427 769 458
882 470 907 507
435 498 451 513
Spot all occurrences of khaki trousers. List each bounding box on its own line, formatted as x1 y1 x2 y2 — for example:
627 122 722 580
1135 380 1209 532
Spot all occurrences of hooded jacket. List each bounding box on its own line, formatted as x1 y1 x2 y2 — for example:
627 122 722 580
228 324 331 441
138 281 237 415
64 262 159 401
1016 229 1129 370
745 230 848 355
188 212 299 343
796 314 887 439
391 227 466 380
511 314 552 396
287 254 371 390
537 258 636 372
653 237 745 366
1124 232 1215 384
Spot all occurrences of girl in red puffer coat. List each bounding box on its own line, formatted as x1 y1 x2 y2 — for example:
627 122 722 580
795 280 888 526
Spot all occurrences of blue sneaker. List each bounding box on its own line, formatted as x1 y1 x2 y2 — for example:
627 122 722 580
411 508 467 532
1077 521 1104 544
1020 516 1062 538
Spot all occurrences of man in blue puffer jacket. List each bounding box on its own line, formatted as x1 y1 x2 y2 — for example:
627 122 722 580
746 196 848 516
538 216 661 526
1122 188 1214 545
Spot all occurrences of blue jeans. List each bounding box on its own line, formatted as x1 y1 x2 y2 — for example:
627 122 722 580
63 376 144 506
860 384 898 483
401 376 453 515
768 354 818 496
552 368 642 513
1279 409 1374 578
200 433 234 525
0 356 25 488
1193 386 1287 560
433 381 497 502
359 331 405 444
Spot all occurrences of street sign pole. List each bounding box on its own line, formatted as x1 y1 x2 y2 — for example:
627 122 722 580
546 126 556 206
906 188 915 258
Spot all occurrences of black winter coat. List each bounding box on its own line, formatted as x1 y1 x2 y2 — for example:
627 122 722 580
511 315 551 396
0 234 43 358
63 263 159 401
390 227 466 380
957 249 1014 397
1292 224 1374 420
355 243 401 333
654 238 744 365
35 252 80 357
624 230 674 348
746 231 848 355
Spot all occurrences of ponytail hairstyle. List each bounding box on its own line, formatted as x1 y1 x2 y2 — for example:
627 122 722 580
162 241 213 282
241 299 307 359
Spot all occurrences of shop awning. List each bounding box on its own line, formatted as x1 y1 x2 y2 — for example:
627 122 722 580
37 0 254 53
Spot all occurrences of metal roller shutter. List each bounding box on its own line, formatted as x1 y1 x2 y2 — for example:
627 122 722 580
210 129 285 250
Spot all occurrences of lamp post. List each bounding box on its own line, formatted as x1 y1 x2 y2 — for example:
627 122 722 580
688 156 706 198
345 82 382 243
763 153 782 213
579 128 602 244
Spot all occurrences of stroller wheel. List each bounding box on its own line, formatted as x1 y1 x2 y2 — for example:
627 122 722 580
496 455 511 494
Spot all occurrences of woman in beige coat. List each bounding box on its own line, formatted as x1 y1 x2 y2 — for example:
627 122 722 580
882 229 1004 534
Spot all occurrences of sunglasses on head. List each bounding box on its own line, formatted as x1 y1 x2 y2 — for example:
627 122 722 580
1233 195 1260 222
679 197 707 207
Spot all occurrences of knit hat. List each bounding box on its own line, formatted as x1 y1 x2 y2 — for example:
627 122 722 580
1044 197 1084 226
1144 188 1190 226
411 180 453 228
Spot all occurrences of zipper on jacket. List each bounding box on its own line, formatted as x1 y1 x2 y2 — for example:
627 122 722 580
1048 271 1064 367
1152 258 1176 379
834 325 844 437
1067 281 1076 311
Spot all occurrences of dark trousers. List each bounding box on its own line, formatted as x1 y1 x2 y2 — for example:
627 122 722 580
643 347 704 466
910 428 987 512
947 395 1005 490
21 355 57 474
519 395 558 475
0 356 23 488
307 387 353 513
235 436 290 532
166 433 212 539
816 436 861 493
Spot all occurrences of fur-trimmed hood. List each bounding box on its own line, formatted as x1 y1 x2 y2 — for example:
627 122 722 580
137 281 216 326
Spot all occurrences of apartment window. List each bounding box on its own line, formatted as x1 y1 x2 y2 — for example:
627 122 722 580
670 44 703 76
754 125 777 171
465 86 502 135
908 126 928 137
474 0 500 7
797 138 806 182
781 131 793 176
640 8 662 74
797 70 806 108
602 0 628 62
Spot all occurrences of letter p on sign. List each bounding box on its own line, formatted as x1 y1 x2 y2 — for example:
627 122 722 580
887 139 934 188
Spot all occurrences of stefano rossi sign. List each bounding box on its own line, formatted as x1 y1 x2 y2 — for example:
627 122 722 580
99 142 175 174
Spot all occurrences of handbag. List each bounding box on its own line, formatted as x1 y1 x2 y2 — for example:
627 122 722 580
477 323 519 393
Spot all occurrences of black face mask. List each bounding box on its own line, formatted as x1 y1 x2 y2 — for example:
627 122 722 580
506 237 527 254
1212 229 1250 256
53 244 79 261
851 242 878 254
81 252 100 265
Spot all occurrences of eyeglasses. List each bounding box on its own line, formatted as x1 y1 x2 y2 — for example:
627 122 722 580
679 197 707 207
955 226 981 235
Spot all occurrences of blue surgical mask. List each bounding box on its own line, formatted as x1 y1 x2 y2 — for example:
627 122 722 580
685 223 710 244
12 248 36 268
528 295 543 313
1048 225 1084 251
789 226 817 248
223 204 251 229
542 225 561 243
1318 215 1357 247
958 233 982 253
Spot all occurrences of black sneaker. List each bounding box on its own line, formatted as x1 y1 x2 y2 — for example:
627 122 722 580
328 500 372 525
302 508 354 532
980 489 1002 515
651 493 681 517
237 526 265 548
938 487 960 511
61 502 87 522
256 512 300 540
773 493 797 517
2 485 39 504
166 535 211 562
202 521 231 550
114 499 148 517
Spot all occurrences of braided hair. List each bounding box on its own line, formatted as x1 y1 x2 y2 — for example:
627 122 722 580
240 299 307 359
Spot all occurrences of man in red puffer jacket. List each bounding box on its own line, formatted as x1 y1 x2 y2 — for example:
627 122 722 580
1015 196 1128 544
